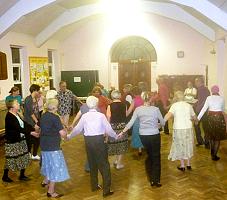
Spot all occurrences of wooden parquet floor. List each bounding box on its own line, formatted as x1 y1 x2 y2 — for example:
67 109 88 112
1 128 227 200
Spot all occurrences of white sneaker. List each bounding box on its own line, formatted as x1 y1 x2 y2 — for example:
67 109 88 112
113 161 118 167
116 164 124 170
31 155 40 160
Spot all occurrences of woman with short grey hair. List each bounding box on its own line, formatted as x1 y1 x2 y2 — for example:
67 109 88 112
165 91 197 171
120 91 165 187
106 90 128 169
40 98 69 198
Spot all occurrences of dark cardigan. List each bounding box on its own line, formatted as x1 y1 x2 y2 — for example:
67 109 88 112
5 112 34 143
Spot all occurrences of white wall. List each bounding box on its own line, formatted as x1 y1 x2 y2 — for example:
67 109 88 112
1 13 225 104
0 32 60 100
60 13 215 89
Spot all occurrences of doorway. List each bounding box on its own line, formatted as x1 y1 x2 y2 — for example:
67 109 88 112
118 60 151 91
110 36 157 91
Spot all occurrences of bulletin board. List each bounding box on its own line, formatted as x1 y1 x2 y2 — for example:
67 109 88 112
29 57 49 89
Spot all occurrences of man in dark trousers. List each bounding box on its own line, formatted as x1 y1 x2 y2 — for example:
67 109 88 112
194 77 210 148
157 77 170 134
67 96 118 197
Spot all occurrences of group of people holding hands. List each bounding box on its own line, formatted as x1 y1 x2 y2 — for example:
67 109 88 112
2 77 226 198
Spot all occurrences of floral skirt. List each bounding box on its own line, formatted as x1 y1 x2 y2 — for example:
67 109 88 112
207 112 226 141
4 139 30 171
168 128 194 161
41 150 70 182
107 123 128 156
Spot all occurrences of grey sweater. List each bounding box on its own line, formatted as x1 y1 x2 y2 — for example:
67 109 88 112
126 105 165 135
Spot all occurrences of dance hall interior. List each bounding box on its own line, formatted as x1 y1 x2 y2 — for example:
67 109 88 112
0 0 227 199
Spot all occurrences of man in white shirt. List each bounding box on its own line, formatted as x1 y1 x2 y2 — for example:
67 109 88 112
67 96 118 197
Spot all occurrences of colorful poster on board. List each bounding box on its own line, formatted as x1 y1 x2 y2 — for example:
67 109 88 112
29 57 49 89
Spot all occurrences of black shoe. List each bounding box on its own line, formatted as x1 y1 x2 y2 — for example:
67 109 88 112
187 166 192 170
177 166 185 171
47 192 63 198
19 176 30 181
151 182 162 187
92 184 102 192
2 176 13 183
103 191 114 197
196 143 203 147
212 156 220 161
41 181 49 187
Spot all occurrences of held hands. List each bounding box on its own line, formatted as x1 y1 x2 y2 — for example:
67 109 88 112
117 132 124 139
32 124 40 138
67 125 73 131
191 117 199 125
34 124 40 132
31 131 40 138
194 118 199 125
61 134 68 141
63 134 71 141
157 123 162 129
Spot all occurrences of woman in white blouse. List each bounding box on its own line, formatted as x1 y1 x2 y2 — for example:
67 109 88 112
164 91 197 171
197 85 226 161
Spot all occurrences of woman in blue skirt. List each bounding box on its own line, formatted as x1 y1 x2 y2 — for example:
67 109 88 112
126 86 144 155
40 98 70 198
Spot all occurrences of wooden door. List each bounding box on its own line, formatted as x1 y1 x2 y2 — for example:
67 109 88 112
118 61 151 91
0 52 8 80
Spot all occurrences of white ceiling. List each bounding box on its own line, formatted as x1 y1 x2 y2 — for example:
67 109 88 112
207 0 227 11
0 0 18 16
0 0 226 45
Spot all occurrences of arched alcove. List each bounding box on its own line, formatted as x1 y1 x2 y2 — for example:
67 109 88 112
110 36 157 62
109 36 157 91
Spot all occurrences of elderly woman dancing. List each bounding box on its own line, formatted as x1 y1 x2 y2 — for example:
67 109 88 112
197 85 226 161
120 92 165 187
2 100 37 182
106 90 128 169
164 91 197 171
40 98 70 198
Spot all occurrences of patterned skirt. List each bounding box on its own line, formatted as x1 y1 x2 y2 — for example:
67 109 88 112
107 123 128 156
168 128 194 161
41 150 70 182
4 139 30 171
207 112 227 141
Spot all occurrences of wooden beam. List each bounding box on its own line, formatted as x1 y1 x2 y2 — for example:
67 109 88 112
169 0 227 30
0 0 57 38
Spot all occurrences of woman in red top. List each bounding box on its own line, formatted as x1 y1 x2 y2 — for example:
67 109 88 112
92 86 111 114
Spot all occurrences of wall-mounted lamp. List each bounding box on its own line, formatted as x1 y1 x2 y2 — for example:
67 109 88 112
210 48 216 55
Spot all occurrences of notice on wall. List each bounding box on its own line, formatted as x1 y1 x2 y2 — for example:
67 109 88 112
29 57 49 89
74 77 81 82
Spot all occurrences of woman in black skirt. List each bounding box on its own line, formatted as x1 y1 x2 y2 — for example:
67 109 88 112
197 85 226 161
2 99 39 182
106 90 128 169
